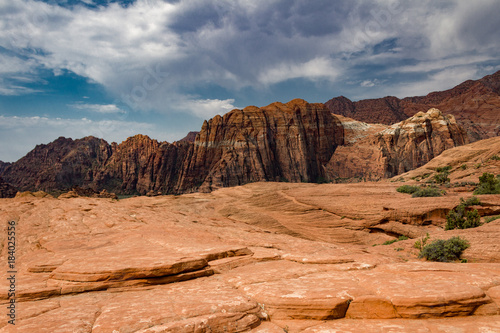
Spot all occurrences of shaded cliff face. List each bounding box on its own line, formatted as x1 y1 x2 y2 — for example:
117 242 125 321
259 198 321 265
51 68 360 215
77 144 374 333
2 136 112 192
0 177 17 198
325 70 500 141
176 99 344 192
179 131 199 143
326 108 469 180
94 135 190 195
0 161 11 175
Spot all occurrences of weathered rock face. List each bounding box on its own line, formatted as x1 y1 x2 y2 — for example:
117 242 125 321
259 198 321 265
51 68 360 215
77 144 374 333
93 134 190 195
326 108 469 179
2 136 112 192
0 161 11 175
326 95 408 125
326 70 500 141
0 177 17 198
176 99 344 192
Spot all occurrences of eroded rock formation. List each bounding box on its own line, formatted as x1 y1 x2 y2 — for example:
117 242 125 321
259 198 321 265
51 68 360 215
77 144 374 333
326 108 469 180
93 134 190 195
0 104 474 193
325 70 500 141
176 99 344 192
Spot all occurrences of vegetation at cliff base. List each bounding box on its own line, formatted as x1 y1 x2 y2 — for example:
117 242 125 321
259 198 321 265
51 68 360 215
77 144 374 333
433 166 451 184
397 185 444 197
445 197 482 230
474 172 500 195
419 237 470 262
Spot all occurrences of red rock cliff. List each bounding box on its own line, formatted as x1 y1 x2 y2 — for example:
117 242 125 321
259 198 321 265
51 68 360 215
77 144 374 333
94 134 190 195
175 99 344 192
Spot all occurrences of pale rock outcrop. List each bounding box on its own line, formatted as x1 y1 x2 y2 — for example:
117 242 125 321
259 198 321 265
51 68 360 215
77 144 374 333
326 108 468 180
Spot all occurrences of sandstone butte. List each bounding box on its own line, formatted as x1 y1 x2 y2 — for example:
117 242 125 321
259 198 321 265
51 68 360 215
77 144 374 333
1 136 500 332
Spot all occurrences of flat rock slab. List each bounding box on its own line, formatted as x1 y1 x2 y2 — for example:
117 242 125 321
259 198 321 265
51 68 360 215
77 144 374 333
6 277 263 333
233 261 500 320
50 255 208 282
302 316 500 332
239 271 369 320
92 277 262 333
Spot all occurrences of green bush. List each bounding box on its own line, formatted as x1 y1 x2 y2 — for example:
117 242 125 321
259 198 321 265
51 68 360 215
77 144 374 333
382 235 408 245
396 185 420 194
445 197 482 230
419 237 470 262
433 166 451 184
485 215 500 223
412 186 444 197
462 196 481 206
436 166 452 172
414 233 430 251
474 173 500 195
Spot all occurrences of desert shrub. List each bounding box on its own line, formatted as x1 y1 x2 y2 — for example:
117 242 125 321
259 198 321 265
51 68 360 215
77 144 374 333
460 164 467 170
474 173 500 195
414 233 430 251
490 155 500 161
419 237 470 262
445 197 482 230
396 185 420 194
382 235 408 245
434 166 451 184
462 196 481 206
316 176 329 184
485 215 500 223
412 186 444 197
436 166 452 173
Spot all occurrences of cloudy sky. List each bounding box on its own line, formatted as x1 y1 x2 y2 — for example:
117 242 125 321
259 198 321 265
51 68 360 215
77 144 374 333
1 0 499 162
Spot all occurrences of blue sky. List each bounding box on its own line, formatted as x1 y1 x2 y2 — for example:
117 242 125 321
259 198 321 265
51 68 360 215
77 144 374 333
1 0 500 162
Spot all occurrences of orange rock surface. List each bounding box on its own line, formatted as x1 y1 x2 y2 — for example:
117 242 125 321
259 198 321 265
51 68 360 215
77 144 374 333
1 152 500 331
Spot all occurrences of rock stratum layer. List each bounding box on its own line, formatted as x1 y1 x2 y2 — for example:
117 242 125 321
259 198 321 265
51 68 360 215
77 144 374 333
326 70 500 141
1 99 470 194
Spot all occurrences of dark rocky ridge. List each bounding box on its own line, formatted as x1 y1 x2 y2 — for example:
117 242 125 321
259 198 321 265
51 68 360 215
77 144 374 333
0 177 17 198
0 161 11 174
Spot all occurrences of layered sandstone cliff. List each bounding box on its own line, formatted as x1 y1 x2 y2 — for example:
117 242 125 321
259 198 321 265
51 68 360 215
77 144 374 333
94 135 190 195
0 103 472 194
326 70 500 141
176 99 344 192
326 108 469 180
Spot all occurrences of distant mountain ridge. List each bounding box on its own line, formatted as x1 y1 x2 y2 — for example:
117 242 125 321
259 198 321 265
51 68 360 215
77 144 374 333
325 70 500 141
1 71 498 195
